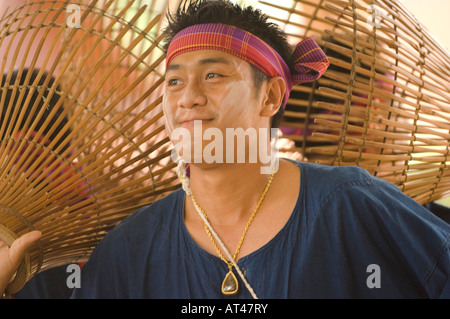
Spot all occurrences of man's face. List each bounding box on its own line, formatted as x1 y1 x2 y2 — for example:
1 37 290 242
162 50 271 164
163 49 268 134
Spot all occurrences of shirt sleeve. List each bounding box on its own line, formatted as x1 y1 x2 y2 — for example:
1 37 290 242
320 169 450 298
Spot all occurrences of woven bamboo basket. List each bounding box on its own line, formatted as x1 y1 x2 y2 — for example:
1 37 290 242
263 0 450 205
0 0 178 294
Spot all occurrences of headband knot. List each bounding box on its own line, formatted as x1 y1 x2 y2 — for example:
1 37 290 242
166 23 330 108
291 37 330 85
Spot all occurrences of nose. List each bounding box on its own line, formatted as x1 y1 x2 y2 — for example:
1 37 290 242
177 78 207 109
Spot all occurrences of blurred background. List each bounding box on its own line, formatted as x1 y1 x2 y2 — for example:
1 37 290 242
400 0 450 51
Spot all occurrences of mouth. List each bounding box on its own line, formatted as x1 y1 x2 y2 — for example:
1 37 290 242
178 118 213 128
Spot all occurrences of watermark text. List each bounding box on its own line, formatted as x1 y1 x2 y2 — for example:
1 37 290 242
170 121 279 174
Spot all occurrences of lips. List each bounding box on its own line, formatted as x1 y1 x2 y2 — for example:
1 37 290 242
177 116 213 128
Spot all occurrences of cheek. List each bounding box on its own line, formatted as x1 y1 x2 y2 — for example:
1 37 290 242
217 80 257 124
162 94 175 135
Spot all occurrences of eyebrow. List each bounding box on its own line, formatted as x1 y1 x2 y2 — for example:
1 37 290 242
165 57 232 73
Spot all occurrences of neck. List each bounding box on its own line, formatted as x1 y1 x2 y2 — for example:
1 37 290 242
187 162 274 225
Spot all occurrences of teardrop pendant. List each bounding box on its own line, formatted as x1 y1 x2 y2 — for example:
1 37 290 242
221 270 238 295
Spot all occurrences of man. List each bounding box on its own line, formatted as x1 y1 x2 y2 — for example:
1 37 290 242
1 0 449 299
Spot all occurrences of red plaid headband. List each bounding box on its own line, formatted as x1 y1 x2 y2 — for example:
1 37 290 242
166 23 330 109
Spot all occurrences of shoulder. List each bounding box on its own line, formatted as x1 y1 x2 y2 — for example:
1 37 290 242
72 188 185 298
288 160 439 222
292 160 450 250
107 188 184 239
296 160 374 187
86 188 184 257
288 160 378 204
290 161 450 298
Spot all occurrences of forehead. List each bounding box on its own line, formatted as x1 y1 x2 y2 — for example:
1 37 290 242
165 50 250 73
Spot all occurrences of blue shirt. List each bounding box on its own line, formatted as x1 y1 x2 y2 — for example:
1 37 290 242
72 161 450 298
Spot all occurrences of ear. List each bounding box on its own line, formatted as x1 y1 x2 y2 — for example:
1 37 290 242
259 76 286 117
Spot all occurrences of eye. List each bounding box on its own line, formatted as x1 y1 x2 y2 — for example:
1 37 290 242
206 73 222 80
167 78 179 86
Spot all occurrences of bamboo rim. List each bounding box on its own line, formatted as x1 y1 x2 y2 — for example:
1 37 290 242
0 223 31 294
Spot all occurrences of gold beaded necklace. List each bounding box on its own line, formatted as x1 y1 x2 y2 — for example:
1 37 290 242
189 166 276 296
